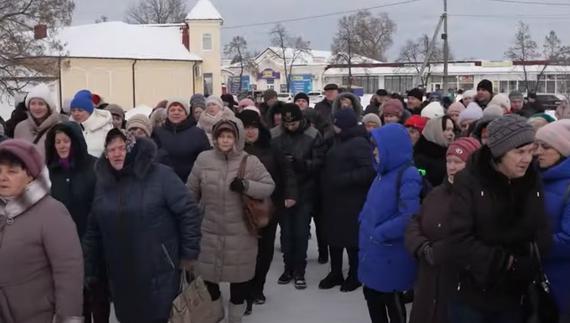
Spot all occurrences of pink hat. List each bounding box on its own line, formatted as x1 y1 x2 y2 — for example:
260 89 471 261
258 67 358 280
239 98 255 109
446 137 481 163
0 139 44 178
447 102 465 115
535 119 570 157
381 99 404 117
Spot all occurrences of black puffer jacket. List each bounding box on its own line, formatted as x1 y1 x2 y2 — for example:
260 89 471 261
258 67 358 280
270 119 326 201
46 121 97 238
446 145 552 311
413 135 447 187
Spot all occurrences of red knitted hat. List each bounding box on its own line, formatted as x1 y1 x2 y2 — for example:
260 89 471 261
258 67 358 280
404 115 429 133
447 137 481 163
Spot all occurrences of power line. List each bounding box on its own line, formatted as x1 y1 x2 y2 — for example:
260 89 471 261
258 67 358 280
450 13 570 19
222 0 421 30
479 0 570 5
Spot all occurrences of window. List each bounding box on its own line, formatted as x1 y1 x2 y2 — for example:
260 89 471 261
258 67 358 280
341 75 379 93
202 34 212 51
384 76 414 94
203 73 213 95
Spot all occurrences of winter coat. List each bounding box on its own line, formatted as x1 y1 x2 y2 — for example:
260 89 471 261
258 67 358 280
540 156 570 316
14 112 61 158
270 119 326 202
0 169 83 323
187 118 275 283
358 123 422 293
405 180 454 323
331 92 364 120
72 109 113 157
46 122 97 239
263 101 284 129
413 136 447 187
556 103 570 120
5 100 28 138
243 125 298 208
83 137 202 323
197 106 235 145
313 98 334 120
153 117 211 181
321 125 375 248
446 145 552 311
303 108 335 152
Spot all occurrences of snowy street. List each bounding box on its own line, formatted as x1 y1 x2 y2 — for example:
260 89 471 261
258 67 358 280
109 226 412 322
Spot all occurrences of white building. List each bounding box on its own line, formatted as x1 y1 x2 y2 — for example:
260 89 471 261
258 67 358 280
221 47 380 94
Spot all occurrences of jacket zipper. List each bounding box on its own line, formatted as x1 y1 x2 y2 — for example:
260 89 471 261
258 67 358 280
162 244 175 269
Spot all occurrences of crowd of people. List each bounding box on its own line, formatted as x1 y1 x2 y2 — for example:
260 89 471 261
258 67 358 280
0 79 568 323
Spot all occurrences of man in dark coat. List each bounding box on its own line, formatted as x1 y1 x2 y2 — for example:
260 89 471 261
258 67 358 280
314 83 339 119
474 79 493 109
271 103 326 290
5 93 28 138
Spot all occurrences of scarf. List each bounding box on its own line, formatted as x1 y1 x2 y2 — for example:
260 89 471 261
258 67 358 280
0 167 51 220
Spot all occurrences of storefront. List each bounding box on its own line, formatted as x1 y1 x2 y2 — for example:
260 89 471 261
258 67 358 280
256 68 281 91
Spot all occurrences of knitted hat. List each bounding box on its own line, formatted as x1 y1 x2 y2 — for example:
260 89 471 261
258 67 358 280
462 90 476 99
404 115 429 133
166 99 190 115
126 114 153 137
238 98 255 109
243 106 260 115
70 89 95 114
263 89 278 102
448 102 466 115
0 139 44 178
482 104 504 118
221 94 237 106
447 137 481 163
25 85 57 112
334 108 358 130
190 94 206 105
458 102 483 125
421 102 445 119
281 103 303 122
407 88 423 102
535 120 570 157
531 113 556 123
192 101 206 112
509 90 524 101
477 79 493 93
294 93 310 103
237 109 261 128
362 113 382 127
489 93 510 111
376 89 388 96
381 99 404 117
91 93 103 106
105 104 125 118
487 114 535 158
205 95 224 109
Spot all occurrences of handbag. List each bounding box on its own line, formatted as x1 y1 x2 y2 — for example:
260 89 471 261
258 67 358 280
237 155 274 233
522 242 559 323
169 273 212 323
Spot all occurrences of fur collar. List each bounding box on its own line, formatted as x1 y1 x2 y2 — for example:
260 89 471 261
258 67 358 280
95 137 157 187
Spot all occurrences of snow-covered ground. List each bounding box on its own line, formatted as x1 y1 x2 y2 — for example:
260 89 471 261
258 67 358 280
109 225 412 322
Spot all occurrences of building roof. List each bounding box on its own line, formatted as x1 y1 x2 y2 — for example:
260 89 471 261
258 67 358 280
262 47 381 66
44 22 201 61
186 0 223 21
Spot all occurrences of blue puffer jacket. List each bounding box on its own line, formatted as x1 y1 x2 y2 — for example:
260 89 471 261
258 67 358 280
358 123 422 293
541 156 570 315
83 138 202 323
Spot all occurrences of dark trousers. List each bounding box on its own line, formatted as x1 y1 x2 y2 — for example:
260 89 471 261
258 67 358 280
280 202 312 274
312 208 327 256
83 280 111 323
363 287 407 323
205 281 249 305
447 301 523 323
330 246 358 276
248 218 279 297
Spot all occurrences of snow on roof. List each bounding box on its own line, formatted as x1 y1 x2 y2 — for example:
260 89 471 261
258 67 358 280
264 47 381 66
46 22 201 61
186 0 223 21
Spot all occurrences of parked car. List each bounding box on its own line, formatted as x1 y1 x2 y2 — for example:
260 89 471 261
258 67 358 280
534 93 564 110
308 91 324 103
278 92 294 102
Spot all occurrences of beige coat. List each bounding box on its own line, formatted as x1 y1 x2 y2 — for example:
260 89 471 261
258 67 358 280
197 106 235 146
188 117 275 283
14 112 61 158
0 169 83 323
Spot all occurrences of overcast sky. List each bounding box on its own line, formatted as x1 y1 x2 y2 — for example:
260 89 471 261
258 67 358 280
73 0 570 61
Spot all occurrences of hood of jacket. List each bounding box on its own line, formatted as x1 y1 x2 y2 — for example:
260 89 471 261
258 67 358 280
79 109 112 132
332 92 363 117
212 117 245 156
95 137 157 186
264 101 285 128
197 106 235 134
540 154 570 183
370 123 413 175
45 121 90 168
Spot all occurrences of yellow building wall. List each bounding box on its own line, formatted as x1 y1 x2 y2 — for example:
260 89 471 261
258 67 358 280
187 20 222 96
61 58 196 110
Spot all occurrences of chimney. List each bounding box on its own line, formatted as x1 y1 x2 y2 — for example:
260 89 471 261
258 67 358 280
34 24 48 39
181 25 189 50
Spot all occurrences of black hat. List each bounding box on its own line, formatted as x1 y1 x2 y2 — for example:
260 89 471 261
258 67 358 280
281 103 303 122
477 79 493 93
324 84 338 91
376 89 388 96
236 110 261 128
407 88 423 101
294 92 309 103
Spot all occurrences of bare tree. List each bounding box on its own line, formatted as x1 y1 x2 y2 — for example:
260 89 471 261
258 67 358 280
330 14 358 89
505 22 539 92
224 36 259 92
269 24 311 93
396 34 453 87
0 0 74 95
95 15 108 23
353 11 396 62
535 31 570 91
124 0 187 24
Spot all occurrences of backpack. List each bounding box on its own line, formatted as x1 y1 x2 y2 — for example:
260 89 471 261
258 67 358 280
395 161 433 208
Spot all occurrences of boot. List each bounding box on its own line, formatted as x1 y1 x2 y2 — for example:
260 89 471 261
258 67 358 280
340 274 362 292
206 298 224 323
228 302 246 323
319 271 344 289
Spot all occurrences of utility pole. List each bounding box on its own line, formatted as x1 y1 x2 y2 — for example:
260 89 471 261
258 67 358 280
442 0 449 96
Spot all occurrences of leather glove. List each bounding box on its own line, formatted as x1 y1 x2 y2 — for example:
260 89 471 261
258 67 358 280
230 178 247 192
181 259 195 272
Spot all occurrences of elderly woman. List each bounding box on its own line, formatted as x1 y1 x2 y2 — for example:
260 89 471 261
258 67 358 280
197 95 235 145
188 118 275 323
0 139 83 323
126 114 153 138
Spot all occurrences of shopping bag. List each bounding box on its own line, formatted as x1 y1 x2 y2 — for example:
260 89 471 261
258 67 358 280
170 273 212 323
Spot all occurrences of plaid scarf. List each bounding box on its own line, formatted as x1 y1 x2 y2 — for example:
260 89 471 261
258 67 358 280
0 166 51 221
